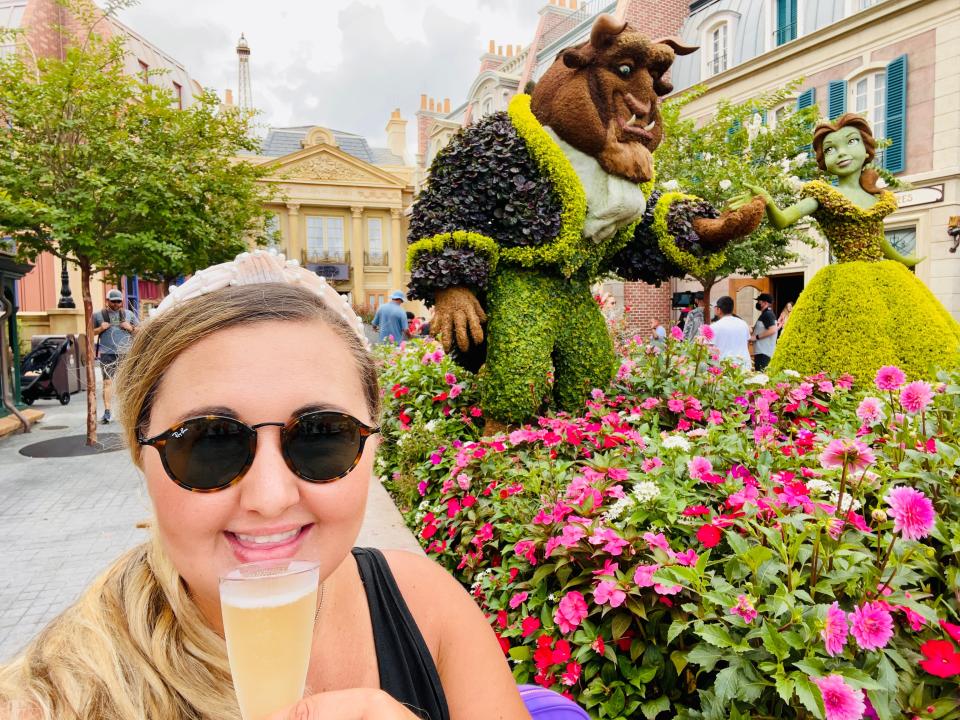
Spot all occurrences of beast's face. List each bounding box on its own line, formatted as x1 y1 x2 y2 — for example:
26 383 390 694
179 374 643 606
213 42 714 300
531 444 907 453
530 15 696 184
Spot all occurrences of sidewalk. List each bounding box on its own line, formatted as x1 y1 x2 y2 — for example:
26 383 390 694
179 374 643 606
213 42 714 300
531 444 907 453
0 396 420 661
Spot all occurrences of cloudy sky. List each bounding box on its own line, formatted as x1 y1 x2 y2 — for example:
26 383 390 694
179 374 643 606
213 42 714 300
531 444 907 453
119 0 544 156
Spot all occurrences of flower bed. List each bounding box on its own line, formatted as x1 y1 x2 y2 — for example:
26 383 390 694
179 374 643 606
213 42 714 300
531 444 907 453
375 334 960 719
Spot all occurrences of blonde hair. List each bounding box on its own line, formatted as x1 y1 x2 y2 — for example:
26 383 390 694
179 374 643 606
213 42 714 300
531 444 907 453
812 112 881 195
0 283 380 719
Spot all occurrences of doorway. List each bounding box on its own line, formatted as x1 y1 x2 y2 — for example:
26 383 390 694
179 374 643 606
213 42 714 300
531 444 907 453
770 273 804 314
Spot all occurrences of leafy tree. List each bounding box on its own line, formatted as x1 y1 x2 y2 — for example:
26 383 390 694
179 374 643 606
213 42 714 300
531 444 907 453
654 80 824 313
0 0 274 443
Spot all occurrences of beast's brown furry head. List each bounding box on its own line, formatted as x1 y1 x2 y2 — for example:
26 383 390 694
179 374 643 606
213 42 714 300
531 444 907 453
530 15 696 184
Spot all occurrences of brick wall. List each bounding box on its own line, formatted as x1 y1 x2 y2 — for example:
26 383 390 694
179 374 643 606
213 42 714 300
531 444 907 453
617 0 691 335
22 0 111 61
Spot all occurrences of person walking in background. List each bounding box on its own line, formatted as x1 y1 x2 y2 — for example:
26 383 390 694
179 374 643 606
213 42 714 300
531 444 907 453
372 291 409 344
92 289 138 423
682 292 705 342
777 301 793 338
710 295 752 368
751 292 778 371
650 318 666 344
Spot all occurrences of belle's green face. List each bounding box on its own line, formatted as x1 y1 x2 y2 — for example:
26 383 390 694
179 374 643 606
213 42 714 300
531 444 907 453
821 126 868 177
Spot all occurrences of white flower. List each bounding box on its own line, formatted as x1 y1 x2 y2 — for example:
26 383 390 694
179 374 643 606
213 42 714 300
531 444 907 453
662 179 680 191
876 177 888 189
759 125 769 135
744 373 769 386
397 434 407 446
662 434 691 451
783 369 801 378
606 495 635 522
425 419 438 432
793 151 809 166
746 113 763 144
829 490 861 513
632 481 661 504
786 175 804 192
719 179 732 191
806 479 833 495
703 152 713 162
779 158 792 173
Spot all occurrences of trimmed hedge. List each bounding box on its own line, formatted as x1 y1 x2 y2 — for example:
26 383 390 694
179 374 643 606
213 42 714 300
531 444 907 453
769 259 960 380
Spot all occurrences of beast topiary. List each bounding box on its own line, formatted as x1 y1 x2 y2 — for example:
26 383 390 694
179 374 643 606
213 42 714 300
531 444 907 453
409 16 765 425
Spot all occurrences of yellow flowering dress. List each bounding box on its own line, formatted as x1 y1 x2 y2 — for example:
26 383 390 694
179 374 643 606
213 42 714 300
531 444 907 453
769 181 960 380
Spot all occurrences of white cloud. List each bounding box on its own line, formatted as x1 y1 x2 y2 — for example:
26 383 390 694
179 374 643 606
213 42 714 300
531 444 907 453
119 0 541 153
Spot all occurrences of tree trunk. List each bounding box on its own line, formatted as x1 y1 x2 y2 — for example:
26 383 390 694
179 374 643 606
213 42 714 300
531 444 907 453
700 276 716 326
80 260 98 446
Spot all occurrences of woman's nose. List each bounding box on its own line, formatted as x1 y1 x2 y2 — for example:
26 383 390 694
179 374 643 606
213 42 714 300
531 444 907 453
237 428 300 517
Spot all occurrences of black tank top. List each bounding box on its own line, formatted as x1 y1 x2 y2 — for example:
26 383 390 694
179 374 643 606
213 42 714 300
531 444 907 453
351 548 450 720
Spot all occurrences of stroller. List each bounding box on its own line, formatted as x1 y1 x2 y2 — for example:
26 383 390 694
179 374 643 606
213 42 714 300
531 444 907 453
20 335 80 405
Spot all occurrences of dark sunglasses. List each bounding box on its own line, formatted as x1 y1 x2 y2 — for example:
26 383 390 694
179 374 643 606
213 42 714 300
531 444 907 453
138 411 379 492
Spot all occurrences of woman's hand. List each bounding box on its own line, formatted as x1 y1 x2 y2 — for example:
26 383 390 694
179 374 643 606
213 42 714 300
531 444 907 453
266 688 420 720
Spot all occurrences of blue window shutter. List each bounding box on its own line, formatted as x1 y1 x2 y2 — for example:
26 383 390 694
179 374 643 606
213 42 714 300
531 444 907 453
727 119 742 138
797 88 815 110
884 54 907 174
828 80 847 119
760 109 768 125
776 0 798 45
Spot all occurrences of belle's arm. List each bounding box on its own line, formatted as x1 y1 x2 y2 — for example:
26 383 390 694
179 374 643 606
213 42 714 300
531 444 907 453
878 233 922 268
736 182 819 230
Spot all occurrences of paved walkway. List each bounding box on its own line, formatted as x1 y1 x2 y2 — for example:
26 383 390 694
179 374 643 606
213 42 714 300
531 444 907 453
0 396 420 661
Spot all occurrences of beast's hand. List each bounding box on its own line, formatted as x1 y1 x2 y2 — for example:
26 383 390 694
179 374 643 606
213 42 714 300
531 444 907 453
692 196 766 248
433 286 487 353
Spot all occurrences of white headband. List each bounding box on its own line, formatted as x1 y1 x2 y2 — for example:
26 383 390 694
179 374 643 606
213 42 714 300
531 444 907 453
154 249 368 347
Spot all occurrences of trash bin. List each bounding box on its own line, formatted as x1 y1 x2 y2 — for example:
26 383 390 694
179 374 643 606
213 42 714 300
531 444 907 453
20 334 83 405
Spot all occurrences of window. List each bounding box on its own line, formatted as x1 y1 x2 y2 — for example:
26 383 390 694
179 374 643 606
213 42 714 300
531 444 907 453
858 0 878 8
305 216 345 261
368 293 386 312
482 96 493 116
367 218 384 263
851 72 886 163
885 227 916 257
172 81 183 110
264 214 280 248
138 60 149 83
775 0 797 45
707 23 728 76
769 103 790 128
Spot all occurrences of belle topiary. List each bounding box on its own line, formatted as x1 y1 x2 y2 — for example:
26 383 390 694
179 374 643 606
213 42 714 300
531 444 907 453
408 15 765 426
732 113 960 380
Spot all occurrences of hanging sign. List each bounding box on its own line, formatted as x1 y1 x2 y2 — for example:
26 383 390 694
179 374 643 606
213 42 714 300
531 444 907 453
894 184 943 209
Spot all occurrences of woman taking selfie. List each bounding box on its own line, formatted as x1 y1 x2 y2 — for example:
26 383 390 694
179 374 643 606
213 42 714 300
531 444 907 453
0 251 530 720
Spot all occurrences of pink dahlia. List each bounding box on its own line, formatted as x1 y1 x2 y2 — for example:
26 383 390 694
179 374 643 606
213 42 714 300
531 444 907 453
670 325 684 341
822 602 849 656
554 591 588 634
849 601 894 650
730 595 758 624
687 456 714 480
699 324 715 341
819 438 876 472
875 365 906 391
899 380 933 414
812 675 865 720
885 486 936 540
855 397 884 425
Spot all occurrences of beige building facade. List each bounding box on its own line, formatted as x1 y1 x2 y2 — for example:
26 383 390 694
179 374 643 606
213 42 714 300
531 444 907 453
669 0 960 325
253 112 416 314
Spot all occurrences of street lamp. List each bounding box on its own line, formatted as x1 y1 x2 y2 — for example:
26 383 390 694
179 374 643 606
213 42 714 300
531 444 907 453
57 256 75 308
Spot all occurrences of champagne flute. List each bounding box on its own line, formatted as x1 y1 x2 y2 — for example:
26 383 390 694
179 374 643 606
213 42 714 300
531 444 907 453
220 560 320 720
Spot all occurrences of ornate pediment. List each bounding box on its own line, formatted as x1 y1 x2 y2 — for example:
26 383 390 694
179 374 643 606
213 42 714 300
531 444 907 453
272 146 405 188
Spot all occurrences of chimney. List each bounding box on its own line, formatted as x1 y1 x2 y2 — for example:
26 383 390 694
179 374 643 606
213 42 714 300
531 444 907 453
506 45 513 57
420 93 427 110
569 0 577 7
488 39 495 54
497 45 503 55
224 88 234 106
429 98 435 111
385 108 407 160
443 98 450 113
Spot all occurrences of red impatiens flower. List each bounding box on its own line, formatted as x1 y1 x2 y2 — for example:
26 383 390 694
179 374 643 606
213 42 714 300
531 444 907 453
696 523 722 548
919 639 960 678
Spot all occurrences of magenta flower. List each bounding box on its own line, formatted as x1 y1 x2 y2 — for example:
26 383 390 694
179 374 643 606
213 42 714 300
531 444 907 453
822 602 849 656
675 549 699 567
885 486 936 540
818 438 876 472
687 456 713 480
849 601 894 650
730 595 758 624
594 580 626 608
670 325 684 341
875 365 906 391
559 523 587 548
812 675 865 720
699 324 715 341
554 591 588 634
634 563 660 588
899 380 933 414
855 397 884 425
509 592 529 609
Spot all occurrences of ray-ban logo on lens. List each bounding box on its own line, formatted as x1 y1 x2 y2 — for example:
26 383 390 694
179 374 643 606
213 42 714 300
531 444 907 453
172 427 189 439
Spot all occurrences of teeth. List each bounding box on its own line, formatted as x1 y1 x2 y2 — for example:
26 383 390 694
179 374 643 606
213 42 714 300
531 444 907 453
626 113 637 126
643 119 656 131
235 528 300 544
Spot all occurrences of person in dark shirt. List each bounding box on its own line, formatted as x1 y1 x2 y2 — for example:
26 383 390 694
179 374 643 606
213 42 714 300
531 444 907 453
751 292 778 371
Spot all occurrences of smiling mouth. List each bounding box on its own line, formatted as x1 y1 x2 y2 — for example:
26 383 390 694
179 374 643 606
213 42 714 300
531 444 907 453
225 523 314 561
836 159 852 168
